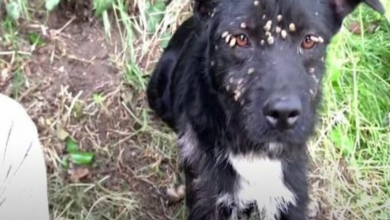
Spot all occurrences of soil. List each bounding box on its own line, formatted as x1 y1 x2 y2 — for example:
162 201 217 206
0 2 181 220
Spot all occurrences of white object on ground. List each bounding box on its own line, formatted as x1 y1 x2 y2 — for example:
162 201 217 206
0 94 50 220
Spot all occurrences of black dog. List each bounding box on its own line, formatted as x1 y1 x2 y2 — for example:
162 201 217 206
147 0 385 219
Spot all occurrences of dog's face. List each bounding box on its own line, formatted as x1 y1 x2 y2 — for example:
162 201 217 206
196 0 384 146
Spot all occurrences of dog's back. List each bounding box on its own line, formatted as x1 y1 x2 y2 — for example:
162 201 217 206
146 17 200 130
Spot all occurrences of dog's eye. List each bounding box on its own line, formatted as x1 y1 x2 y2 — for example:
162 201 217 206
235 34 250 47
301 35 316 49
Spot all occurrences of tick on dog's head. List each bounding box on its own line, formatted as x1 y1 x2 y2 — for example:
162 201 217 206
193 0 384 147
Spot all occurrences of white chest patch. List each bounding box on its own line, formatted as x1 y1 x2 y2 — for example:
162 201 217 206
228 154 296 220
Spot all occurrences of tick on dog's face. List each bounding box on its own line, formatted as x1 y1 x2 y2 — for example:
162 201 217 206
202 0 361 146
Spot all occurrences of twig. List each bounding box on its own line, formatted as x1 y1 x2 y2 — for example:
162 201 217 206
0 51 32 56
67 55 96 64
49 16 76 37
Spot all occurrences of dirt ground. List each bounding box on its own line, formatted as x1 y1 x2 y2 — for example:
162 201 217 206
1 2 185 220
0 1 331 219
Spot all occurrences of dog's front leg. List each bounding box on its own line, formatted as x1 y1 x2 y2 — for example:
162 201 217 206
183 166 229 220
279 178 309 220
279 202 308 220
185 184 223 220
186 203 221 220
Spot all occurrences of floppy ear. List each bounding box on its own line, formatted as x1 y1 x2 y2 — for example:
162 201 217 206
330 0 385 20
192 0 215 18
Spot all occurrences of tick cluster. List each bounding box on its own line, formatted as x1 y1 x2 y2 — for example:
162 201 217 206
220 6 298 48
223 66 258 104
221 2 326 48
217 0 326 102
227 77 245 102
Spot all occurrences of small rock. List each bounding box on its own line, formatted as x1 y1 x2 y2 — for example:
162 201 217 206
307 200 320 220
166 184 186 204
38 116 46 127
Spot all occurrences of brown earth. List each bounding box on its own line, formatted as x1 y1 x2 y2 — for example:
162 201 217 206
1 2 183 220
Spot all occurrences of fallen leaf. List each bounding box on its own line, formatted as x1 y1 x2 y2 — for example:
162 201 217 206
347 21 361 35
145 0 166 33
6 1 20 20
69 152 95 165
1 68 10 85
367 23 380 33
68 167 90 182
56 128 69 141
66 137 79 153
45 0 60 12
347 21 380 35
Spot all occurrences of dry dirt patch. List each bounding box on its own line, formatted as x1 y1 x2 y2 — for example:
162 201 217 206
0 6 181 220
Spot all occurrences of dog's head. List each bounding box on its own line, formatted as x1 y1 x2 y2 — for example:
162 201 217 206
194 0 384 147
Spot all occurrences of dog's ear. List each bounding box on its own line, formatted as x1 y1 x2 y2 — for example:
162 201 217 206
193 0 215 18
330 0 385 20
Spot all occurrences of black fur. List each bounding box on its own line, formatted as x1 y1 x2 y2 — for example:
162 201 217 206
146 0 385 219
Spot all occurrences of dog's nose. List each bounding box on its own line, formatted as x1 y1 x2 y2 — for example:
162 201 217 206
263 95 302 130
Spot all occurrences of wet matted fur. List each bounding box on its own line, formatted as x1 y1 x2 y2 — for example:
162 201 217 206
147 0 385 219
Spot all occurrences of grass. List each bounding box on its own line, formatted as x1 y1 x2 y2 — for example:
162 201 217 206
311 4 390 218
0 0 390 219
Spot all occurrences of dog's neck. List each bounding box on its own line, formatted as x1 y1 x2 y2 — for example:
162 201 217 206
181 119 307 166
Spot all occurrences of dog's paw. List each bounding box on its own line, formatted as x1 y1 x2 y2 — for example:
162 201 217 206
165 184 186 204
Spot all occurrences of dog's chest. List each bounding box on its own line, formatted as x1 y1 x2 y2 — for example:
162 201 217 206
228 155 296 220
